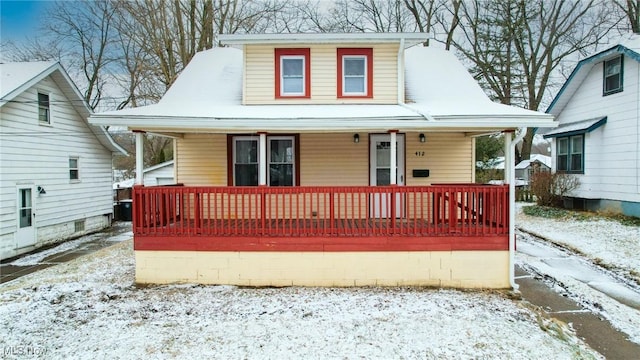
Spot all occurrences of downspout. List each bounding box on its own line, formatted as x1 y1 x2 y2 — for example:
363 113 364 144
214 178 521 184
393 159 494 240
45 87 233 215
508 128 527 291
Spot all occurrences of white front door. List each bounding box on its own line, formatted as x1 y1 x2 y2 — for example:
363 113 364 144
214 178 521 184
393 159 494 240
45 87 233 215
370 134 405 218
16 186 36 248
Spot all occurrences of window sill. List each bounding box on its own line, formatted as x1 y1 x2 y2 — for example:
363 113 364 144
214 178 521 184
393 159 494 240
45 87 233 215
603 88 623 96
337 94 373 99
275 95 311 99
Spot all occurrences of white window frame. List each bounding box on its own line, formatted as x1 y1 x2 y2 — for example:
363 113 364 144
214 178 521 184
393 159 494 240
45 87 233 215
233 137 259 186
38 92 51 124
69 156 80 181
280 55 306 97
341 55 367 96
267 136 296 186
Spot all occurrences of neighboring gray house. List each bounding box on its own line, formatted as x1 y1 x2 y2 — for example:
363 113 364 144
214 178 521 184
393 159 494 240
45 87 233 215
142 160 175 186
0 62 126 259
543 34 640 217
515 154 551 184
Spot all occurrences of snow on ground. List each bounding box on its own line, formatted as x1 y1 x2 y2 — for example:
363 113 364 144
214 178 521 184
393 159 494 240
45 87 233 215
0 241 599 359
9 223 132 267
516 203 640 282
516 204 640 344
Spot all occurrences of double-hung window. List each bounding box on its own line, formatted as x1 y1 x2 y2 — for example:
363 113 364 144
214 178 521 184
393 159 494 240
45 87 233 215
231 135 297 186
556 135 583 173
268 137 294 186
603 55 623 95
69 157 79 181
275 49 310 98
233 138 259 186
38 92 50 124
337 48 373 98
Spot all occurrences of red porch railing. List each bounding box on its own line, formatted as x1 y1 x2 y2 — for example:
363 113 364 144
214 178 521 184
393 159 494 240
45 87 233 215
132 185 509 251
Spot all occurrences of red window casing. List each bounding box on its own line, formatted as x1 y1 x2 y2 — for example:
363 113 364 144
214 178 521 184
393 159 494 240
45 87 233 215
337 48 373 99
275 48 311 99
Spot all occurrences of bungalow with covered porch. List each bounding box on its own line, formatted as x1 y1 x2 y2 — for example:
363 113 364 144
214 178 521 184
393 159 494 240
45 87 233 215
90 33 555 289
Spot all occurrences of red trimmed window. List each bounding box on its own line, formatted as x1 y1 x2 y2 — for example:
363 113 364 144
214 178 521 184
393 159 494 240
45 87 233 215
275 48 310 98
337 48 373 98
227 135 300 186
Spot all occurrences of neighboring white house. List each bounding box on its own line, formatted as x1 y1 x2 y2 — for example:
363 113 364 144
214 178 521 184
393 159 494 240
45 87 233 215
543 33 640 217
0 61 126 259
142 160 175 186
515 154 551 184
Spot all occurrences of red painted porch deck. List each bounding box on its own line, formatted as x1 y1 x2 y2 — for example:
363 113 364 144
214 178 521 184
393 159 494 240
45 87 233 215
133 185 510 252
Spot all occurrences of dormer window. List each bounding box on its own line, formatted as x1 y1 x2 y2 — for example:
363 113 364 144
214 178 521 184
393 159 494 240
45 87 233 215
603 55 623 96
337 48 373 98
275 48 310 98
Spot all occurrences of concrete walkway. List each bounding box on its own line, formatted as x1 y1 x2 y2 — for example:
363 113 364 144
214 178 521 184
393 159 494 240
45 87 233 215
0 222 132 283
515 226 640 359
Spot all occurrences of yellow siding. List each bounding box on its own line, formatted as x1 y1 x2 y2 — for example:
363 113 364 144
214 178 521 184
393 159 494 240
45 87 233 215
244 43 399 104
135 250 510 288
175 132 472 187
405 132 474 185
175 134 227 185
300 133 368 185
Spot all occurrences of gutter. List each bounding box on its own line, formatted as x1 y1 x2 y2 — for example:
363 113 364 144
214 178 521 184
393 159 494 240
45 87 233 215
509 127 527 291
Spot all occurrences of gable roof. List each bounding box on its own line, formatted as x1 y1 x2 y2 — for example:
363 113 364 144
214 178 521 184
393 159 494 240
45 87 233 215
515 154 551 170
90 36 554 133
0 61 126 155
546 33 640 116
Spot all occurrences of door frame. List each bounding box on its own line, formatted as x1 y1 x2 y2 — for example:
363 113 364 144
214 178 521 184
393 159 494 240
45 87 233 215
16 185 37 249
369 133 406 218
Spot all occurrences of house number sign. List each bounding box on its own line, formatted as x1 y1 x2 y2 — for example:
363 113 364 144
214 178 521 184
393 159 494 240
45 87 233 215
414 151 425 157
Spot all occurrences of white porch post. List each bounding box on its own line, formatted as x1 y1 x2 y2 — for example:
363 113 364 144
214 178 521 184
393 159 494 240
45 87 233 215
390 131 397 185
135 131 144 185
259 133 267 186
503 131 512 183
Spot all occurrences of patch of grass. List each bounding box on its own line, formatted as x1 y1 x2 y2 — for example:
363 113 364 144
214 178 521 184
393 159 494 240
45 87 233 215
522 205 640 226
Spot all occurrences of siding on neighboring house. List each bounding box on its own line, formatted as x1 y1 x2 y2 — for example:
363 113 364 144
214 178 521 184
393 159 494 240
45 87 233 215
143 161 175 186
550 55 640 205
0 75 114 259
243 43 399 104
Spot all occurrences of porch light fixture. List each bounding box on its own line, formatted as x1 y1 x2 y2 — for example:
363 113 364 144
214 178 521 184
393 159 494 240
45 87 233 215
353 134 360 143
37 186 46 195
419 133 426 143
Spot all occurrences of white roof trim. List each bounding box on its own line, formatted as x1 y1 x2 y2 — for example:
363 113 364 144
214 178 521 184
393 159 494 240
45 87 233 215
143 160 174 173
90 115 556 133
218 32 430 47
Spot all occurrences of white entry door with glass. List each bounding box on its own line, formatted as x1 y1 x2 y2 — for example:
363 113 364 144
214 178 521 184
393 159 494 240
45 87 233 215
16 186 36 248
370 134 405 218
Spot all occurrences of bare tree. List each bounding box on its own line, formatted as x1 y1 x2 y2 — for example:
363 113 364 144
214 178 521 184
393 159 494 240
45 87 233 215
328 0 417 32
403 0 461 47
453 0 615 163
613 0 640 32
45 1 119 111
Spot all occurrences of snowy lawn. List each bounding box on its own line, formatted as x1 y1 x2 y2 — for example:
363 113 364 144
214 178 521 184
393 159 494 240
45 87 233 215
516 203 640 283
516 203 640 344
0 241 599 359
